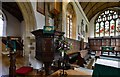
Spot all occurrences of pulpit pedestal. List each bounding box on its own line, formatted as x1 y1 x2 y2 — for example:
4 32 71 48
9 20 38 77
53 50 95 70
9 51 16 77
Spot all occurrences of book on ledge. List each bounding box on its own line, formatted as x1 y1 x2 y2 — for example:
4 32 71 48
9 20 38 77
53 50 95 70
43 26 54 34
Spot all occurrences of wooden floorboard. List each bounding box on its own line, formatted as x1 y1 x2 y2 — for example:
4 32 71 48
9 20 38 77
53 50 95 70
0 52 93 77
0 53 51 76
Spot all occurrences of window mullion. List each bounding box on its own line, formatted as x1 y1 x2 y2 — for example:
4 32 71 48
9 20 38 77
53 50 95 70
114 19 116 36
109 20 110 36
103 21 105 36
99 22 100 37
69 17 70 38
95 9 119 37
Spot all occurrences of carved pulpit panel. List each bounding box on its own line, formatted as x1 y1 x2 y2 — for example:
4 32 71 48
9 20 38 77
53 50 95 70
31 29 54 62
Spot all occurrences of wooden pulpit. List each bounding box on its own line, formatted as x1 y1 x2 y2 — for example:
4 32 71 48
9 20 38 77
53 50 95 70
31 29 64 75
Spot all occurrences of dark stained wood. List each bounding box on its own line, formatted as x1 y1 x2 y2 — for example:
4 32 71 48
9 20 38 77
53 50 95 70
86 2 98 16
37 2 45 15
31 29 54 62
2 2 23 22
80 2 89 11
9 51 16 77
88 36 120 56
80 2 120 21
80 38 84 50
31 29 64 75
1 55 43 76
2 37 23 51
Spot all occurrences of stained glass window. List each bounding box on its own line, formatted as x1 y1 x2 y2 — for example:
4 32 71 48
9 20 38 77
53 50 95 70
105 21 109 36
67 17 70 38
66 14 73 38
110 20 115 36
95 23 99 37
66 3 75 39
100 22 104 36
116 19 120 36
95 9 120 37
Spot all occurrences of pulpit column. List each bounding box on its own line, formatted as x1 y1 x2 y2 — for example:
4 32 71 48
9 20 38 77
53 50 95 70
9 51 16 77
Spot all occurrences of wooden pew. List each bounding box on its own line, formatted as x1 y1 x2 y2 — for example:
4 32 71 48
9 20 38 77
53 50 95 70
66 50 90 67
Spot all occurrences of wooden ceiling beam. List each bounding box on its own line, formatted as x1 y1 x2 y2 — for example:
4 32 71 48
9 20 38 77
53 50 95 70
2 2 23 22
86 2 98 17
83 2 89 12
88 2 120 21
87 2 107 21
80 2 120 21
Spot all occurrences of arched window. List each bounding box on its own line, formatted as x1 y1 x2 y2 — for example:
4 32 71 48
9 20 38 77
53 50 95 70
95 9 120 37
0 13 4 37
66 3 76 39
66 14 72 38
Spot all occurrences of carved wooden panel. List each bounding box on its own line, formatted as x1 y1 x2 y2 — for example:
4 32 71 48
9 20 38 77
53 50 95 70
31 29 64 62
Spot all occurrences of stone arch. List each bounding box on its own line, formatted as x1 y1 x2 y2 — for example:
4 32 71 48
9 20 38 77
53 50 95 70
16 1 36 55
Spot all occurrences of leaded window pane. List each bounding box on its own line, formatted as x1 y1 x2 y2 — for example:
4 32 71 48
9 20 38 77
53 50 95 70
95 9 119 37
116 19 120 36
105 21 109 36
100 22 104 37
95 23 99 37
115 14 118 18
105 17 106 21
113 15 116 19
108 16 110 20
110 20 115 36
